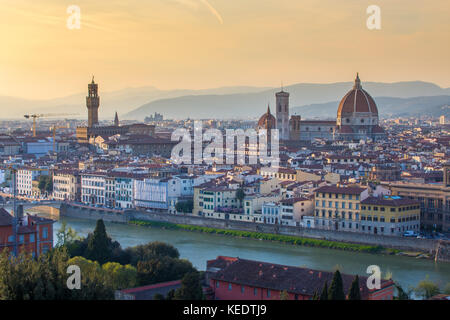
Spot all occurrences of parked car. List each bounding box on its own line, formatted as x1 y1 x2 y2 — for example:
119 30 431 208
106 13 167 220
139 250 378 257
403 231 418 237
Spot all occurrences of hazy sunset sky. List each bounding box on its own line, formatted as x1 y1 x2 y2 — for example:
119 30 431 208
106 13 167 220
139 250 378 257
0 0 449 99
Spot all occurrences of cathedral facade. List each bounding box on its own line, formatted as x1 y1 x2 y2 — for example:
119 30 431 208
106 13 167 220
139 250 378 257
256 74 386 143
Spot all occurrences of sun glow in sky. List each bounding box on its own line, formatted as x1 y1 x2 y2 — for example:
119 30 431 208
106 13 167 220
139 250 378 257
0 0 449 99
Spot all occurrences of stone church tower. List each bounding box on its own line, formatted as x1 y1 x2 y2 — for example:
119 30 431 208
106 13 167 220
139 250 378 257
276 89 290 140
86 76 100 127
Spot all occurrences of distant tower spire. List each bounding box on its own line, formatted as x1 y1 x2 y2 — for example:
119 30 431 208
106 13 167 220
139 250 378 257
267 103 271 114
354 72 362 89
114 111 119 126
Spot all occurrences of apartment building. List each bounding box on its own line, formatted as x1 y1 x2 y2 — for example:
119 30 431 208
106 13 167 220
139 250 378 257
17 168 48 196
360 196 420 236
314 185 367 231
383 164 450 231
0 208 55 258
81 173 107 205
52 170 80 201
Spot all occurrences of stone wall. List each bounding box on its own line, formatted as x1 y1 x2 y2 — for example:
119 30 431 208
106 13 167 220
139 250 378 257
60 203 128 223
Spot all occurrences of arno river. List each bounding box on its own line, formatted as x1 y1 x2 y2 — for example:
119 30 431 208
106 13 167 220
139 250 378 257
51 215 450 291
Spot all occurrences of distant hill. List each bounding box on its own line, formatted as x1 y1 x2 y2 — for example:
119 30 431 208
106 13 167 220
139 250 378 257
0 85 270 119
2 81 449 120
125 81 450 120
292 96 450 119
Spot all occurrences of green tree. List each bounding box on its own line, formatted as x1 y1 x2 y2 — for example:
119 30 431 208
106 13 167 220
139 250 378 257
280 290 290 300
55 221 79 248
394 282 411 300
137 256 196 286
38 175 49 194
102 262 137 290
175 200 194 213
174 272 203 300
67 256 114 300
0 248 114 300
166 289 176 300
444 283 450 295
124 241 180 266
153 293 165 300
328 270 345 300
236 188 245 208
37 175 53 195
347 275 361 300
319 281 328 300
414 276 440 300
45 177 53 194
85 219 114 264
311 291 319 300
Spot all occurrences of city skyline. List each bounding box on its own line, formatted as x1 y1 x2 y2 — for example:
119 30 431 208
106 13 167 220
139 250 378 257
0 0 449 99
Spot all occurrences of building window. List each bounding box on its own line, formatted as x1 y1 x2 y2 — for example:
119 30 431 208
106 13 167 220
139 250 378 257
216 281 219 288
241 286 245 294
267 289 271 298
254 288 258 296
228 283 232 291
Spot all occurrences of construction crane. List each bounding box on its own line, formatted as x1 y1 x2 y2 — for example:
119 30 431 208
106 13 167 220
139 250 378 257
24 113 77 137
50 124 68 152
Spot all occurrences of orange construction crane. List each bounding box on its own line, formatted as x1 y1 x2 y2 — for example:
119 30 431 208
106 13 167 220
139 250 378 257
24 113 77 137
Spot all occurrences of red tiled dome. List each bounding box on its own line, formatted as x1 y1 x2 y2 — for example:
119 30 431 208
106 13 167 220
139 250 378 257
258 105 276 130
337 74 378 117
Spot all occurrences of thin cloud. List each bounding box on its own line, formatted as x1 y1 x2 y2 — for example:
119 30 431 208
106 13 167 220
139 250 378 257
199 0 224 24
172 0 224 24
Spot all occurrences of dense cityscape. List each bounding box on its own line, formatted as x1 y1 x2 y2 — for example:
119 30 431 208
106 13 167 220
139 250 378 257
0 74 449 302
1 1 449 312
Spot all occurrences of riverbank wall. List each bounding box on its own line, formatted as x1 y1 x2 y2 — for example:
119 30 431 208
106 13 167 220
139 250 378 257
60 203 128 223
60 203 449 261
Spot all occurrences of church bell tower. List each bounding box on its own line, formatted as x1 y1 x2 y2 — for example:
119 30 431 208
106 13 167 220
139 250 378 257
276 87 290 140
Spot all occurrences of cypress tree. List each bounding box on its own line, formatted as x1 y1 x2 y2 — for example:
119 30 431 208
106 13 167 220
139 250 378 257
328 270 345 300
319 281 328 300
348 275 361 300
174 272 203 300
85 219 113 264
311 290 319 300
